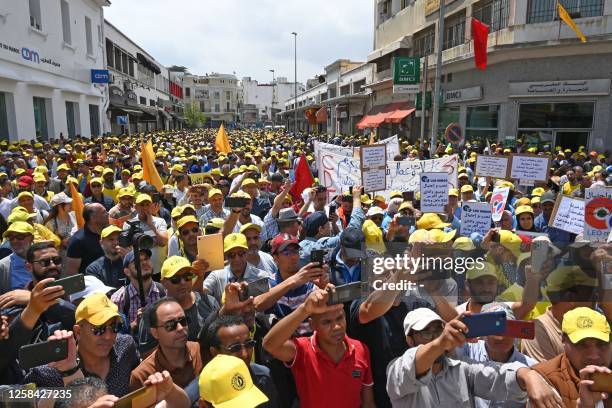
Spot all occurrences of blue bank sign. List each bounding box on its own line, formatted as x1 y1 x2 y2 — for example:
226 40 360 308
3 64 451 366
91 69 110 84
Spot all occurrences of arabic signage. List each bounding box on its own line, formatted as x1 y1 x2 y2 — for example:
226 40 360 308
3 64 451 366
0 40 61 71
444 86 482 103
509 79 611 98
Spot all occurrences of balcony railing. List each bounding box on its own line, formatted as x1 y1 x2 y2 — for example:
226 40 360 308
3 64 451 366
527 0 604 24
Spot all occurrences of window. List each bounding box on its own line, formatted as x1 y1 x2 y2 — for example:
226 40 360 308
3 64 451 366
353 79 366 94
527 0 604 23
85 17 93 55
97 25 102 44
518 102 595 129
447 73 453 82
140 97 146 105
185 88 191 97
438 107 460 134
65 101 77 138
214 91 220 99
466 105 499 143
443 11 466 50
0 92 9 140
340 84 350 96
200 101 206 111
378 0 392 24
413 25 435 57
226 102 230 111
89 104 100 136
215 104 220 113
122 53 128 75
60 1 71 44
29 0 42 30
114 48 122 71
128 58 134 77
150 99 156 107
33 97 49 140
225 91 231 100
473 0 510 32
106 40 114 68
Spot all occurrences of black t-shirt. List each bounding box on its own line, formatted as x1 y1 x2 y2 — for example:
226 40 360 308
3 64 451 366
66 226 104 274
347 299 408 408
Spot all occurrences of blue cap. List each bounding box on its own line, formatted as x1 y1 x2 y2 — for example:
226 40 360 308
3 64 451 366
302 211 328 237
123 248 153 268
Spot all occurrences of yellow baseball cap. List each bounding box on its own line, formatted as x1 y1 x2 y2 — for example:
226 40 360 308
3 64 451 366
17 191 33 201
389 190 403 199
161 256 194 279
199 354 269 408
207 218 225 231
90 178 103 187
408 228 456 244
176 215 199 230
33 173 46 183
75 293 121 326
223 233 248 253
135 194 152 204
466 262 500 280
531 187 545 197
449 188 459 197
461 185 474 193
239 223 262 234
209 188 223 198
56 164 70 172
101 225 122 239
452 236 476 251
416 213 450 230
7 211 35 224
241 178 256 187
117 188 134 199
562 307 610 344
545 265 597 293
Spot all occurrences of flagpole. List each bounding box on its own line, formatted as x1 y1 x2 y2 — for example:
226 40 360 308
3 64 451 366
420 55 428 146
557 0 562 40
430 0 445 157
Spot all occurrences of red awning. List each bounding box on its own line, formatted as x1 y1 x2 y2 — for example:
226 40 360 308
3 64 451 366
356 101 414 129
315 107 328 123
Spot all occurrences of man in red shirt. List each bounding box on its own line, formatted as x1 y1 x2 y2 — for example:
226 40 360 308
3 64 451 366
263 288 375 408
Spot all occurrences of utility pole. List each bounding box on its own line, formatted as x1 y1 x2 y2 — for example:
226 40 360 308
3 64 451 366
292 32 298 134
420 55 428 145
270 69 275 126
430 0 445 156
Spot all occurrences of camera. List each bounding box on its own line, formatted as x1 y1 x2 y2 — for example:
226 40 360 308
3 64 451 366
119 221 154 249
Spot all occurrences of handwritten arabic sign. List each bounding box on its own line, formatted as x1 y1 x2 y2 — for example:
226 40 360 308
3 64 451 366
584 187 612 242
420 172 449 213
360 144 387 193
314 135 400 163
475 155 510 179
460 202 492 236
509 79 611 98
549 195 585 235
509 154 550 182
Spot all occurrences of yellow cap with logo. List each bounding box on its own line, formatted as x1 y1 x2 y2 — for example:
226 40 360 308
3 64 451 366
562 307 610 344
75 293 121 326
3 221 34 238
176 215 199 230
135 194 152 204
100 225 122 239
223 233 248 253
161 256 194 279
466 262 500 281
199 354 269 408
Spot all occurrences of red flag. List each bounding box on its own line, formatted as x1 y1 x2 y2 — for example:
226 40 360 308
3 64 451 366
290 154 314 201
472 18 489 71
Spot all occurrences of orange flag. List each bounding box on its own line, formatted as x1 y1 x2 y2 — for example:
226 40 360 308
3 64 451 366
141 141 164 191
70 182 85 229
215 123 232 154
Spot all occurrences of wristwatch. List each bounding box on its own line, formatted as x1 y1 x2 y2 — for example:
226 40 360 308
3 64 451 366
59 357 81 377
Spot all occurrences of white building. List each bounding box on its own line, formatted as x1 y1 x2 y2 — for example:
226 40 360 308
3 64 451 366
0 0 110 141
240 76 305 126
183 73 240 126
104 20 174 135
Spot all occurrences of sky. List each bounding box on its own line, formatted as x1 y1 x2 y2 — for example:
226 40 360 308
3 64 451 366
104 0 374 85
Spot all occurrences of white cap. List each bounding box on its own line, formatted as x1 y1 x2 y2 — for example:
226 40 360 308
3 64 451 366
49 192 72 207
69 275 115 302
366 206 384 217
403 308 444 336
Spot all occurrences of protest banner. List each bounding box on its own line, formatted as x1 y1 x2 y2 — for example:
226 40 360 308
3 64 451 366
460 202 492 236
360 144 387 193
189 173 212 185
584 187 612 242
314 135 400 163
420 172 449 212
490 187 510 222
509 154 551 182
475 155 510 179
549 195 585 235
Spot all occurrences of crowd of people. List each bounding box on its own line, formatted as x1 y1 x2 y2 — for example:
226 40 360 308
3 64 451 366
0 128 610 408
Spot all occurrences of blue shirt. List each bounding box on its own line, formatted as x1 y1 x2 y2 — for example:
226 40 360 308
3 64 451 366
267 270 315 335
10 253 30 290
534 213 572 249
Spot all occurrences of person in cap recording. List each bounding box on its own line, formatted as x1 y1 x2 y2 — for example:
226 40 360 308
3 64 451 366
327 226 368 286
24 293 140 396
65 203 108 275
200 188 230 226
223 191 267 241
240 223 277 273
84 225 127 288
386 308 561 408
199 354 269 408
532 307 612 408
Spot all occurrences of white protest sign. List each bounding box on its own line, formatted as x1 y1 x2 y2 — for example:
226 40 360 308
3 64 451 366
509 154 551 182
314 135 400 163
475 155 510 179
460 202 492 236
490 187 510 222
420 172 449 212
549 195 585 235
584 187 612 242
360 144 387 193
354 134 401 162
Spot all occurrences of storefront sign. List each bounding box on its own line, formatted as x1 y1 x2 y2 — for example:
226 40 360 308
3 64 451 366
425 0 457 15
0 41 61 71
109 86 124 105
509 79 611 98
393 57 420 94
126 90 138 106
91 69 110 84
444 86 482 103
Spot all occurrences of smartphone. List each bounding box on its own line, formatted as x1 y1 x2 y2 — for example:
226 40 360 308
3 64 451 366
349 186 353 195
327 282 363 305
114 386 157 408
531 239 549 271
18 339 69 370
224 197 250 208
590 372 612 393
503 319 535 340
328 203 337 218
47 274 85 297
246 277 270 298
461 311 507 338
310 249 326 267
398 216 415 228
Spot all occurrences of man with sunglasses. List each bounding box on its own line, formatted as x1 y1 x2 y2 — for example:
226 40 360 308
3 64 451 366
130 298 202 390
0 221 35 296
174 215 202 262
204 233 272 305
24 293 140 397
85 225 128 289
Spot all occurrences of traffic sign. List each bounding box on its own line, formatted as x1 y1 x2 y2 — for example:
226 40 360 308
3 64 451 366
444 122 463 145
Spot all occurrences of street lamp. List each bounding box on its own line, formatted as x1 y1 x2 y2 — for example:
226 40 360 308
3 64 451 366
270 69 275 126
292 32 298 134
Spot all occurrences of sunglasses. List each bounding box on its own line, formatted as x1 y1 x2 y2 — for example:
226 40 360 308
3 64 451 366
90 321 122 336
169 273 195 284
280 248 299 256
157 316 188 332
180 227 200 236
32 256 62 267
224 339 257 353
227 251 246 259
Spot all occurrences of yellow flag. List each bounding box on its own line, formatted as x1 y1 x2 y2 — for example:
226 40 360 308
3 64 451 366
70 182 85 229
215 123 232 154
141 142 164 191
558 2 586 42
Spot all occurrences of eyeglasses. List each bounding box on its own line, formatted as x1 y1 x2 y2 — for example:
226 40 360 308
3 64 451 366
90 321 122 336
415 326 444 341
280 248 300 256
169 273 195 284
224 339 257 353
180 227 200 236
227 251 246 259
157 316 188 332
32 256 62 267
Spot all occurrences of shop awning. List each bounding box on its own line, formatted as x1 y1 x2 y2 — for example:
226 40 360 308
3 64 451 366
315 107 328 123
109 104 144 117
356 101 414 129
